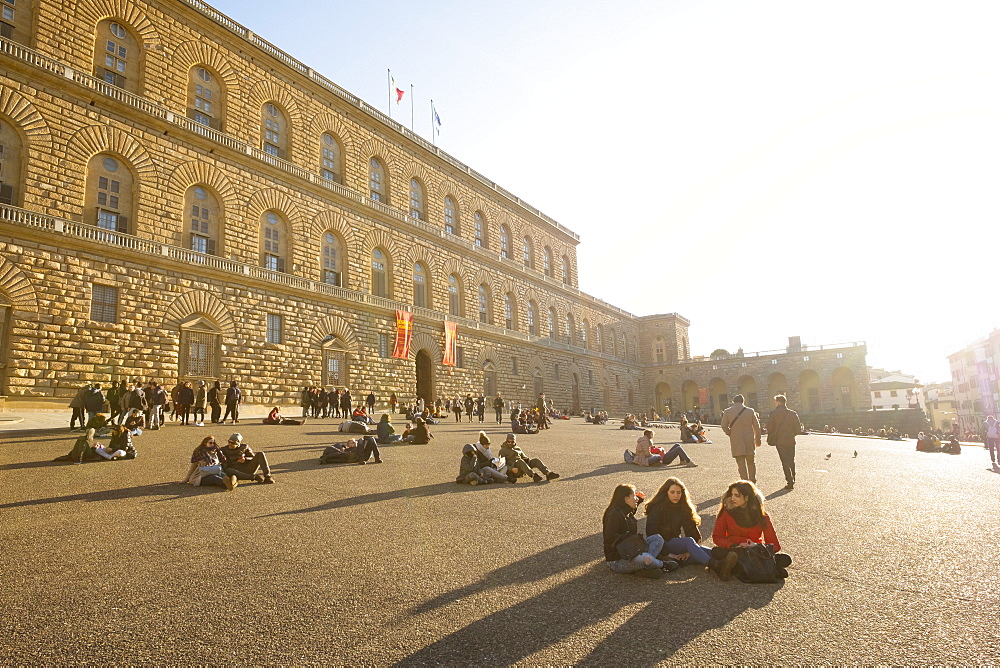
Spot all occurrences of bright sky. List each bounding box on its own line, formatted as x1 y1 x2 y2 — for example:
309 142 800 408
208 0 1000 384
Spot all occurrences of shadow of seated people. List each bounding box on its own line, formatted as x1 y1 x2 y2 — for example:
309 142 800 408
0 481 213 510
394 535 782 666
255 480 478 519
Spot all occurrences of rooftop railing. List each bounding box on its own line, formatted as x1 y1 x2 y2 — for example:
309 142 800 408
677 341 867 364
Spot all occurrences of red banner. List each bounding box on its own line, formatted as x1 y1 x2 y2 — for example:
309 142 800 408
698 388 709 405
392 310 412 359
442 321 457 366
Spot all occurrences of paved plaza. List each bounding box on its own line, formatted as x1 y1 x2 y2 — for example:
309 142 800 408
2 413 998 665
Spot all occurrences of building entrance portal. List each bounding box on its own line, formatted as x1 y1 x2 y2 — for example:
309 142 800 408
415 349 434 403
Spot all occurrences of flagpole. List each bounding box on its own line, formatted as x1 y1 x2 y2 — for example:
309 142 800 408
431 100 435 147
387 69 391 117
410 84 414 132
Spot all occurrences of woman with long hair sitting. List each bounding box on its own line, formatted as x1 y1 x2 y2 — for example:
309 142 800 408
644 477 712 567
710 480 792 580
601 483 677 576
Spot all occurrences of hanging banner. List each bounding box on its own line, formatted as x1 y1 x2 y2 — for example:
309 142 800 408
442 321 457 366
698 388 709 405
392 310 413 359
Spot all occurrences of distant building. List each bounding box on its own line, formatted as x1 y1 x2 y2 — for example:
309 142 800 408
948 331 1000 433
868 369 923 412
923 382 957 431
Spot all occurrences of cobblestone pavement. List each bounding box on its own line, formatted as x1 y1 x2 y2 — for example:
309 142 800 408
2 414 998 665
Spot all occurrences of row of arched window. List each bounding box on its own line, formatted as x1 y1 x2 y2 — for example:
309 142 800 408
42 18 576 285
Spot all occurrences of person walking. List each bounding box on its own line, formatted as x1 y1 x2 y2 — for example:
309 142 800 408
193 380 208 427
765 394 801 490
720 394 761 483
207 380 222 424
493 392 505 425
223 380 242 424
389 392 398 415
340 388 352 419
984 415 1000 468
366 391 376 413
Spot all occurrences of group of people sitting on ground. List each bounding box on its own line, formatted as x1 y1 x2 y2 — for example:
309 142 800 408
180 433 275 490
624 429 698 468
319 436 383 465
915 431 961 454
53 425 138 463
455 432 560 486
511 408 549 434
584 411 609 425
602 478 792 581
679 416 710 443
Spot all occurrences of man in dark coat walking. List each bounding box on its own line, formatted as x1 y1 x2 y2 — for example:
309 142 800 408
765 394 801 490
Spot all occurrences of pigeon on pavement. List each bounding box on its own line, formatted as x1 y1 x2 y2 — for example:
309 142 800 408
825 453 832 460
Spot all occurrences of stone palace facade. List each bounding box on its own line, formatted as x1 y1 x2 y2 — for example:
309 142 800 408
0 0 868 415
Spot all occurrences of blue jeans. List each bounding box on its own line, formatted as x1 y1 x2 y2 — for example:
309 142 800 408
662 443 692 465
608 534 664 573
664 536 712 564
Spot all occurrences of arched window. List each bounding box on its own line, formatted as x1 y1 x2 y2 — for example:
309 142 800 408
543 247 553 277
94 20 141 93
548 307 557 339
321 232 343 286
581 319 589 349
413 262 427 308
477 284 490 324
184 185 220 255
504 293 516 330
522 236 533 268
260 211 288 272
443 196 458 235
527 300 538 336
369 157 386 203
0 0 34 43
0 119 24 206
86 153 134 234
187 66 223 130
409 178 425 220
320 133 342 183
261 102 288 159
566 313 575 346
371 248 389 298
500 225 510 259
474 211 487 248
448 274 462 316
561 256 570 284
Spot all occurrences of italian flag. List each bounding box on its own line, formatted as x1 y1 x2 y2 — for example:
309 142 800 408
391 75 405 104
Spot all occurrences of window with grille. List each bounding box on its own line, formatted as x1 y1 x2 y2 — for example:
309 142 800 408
184 330 217 378
378 333 390 358
262 103 285 157
512 358 518 375
90 284 118 323
266 313 283 344
456 346 465 368
263 212 284 272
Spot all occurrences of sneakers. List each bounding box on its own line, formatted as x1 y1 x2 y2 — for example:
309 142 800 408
661 559 681 572
532 473 544 482
224 474 238 491
253 474 265 483
196 422 205 427
784 482 794 490
546 471 560 480
684 460 698 468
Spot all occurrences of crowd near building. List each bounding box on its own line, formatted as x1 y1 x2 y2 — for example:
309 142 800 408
0 0 871 417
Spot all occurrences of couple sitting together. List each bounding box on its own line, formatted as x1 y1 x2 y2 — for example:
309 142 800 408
180 433 275 490
53 425 138 463
455 432 560 486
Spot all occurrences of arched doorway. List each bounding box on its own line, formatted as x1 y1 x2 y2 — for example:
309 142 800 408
532 368 544 399
738 375 758 409
415 349 434 403
709 377 727 416
603 384 611 409
483 362 497 398
571 373 581 413
681 380 699 411
767 373 787 404
832 367 855 411
655 382 672 414
800 369 821 412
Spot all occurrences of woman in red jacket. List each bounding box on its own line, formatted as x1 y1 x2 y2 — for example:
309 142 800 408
710 480 792 580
